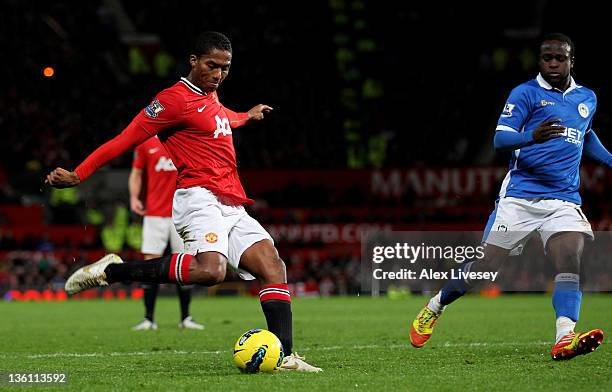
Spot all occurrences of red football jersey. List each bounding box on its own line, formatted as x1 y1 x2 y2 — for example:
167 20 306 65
75 77 252 205
132 137 177 217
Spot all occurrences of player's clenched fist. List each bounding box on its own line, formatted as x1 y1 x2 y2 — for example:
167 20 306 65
45 167 81 188
247 104 273 121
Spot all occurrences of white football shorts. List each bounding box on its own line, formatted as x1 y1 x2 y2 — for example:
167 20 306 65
142 216 184 255
483 197 593 255
172 187 274 280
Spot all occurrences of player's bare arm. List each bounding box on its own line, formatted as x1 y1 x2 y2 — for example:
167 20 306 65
45 167 80 188
532 118 566 142
128 167 146 216
247 104 273 121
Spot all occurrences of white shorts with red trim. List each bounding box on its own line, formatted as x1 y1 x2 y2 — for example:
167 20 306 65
172 187 273 280
141 216 184 255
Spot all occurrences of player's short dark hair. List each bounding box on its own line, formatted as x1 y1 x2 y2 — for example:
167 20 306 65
193 31 232 56
541 33 574 57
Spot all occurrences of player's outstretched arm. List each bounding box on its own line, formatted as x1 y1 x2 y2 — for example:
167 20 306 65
46 89 184 188
224 104 273 128
45 122 153 188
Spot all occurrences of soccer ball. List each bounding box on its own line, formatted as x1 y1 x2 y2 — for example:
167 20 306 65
233 329 284 373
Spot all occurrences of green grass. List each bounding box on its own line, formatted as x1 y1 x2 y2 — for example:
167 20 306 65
0 295 610 391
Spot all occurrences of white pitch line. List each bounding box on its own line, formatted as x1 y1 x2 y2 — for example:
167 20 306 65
440 341 550 347
25 350 224 359
0 341 551 360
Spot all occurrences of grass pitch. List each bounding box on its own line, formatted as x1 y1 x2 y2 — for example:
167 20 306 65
0 294 610 391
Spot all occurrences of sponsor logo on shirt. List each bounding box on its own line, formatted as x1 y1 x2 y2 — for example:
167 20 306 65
213 115 233 138
501 102 515 118
540 100 555 107
154 156 177 172
560 127 583 146
144 99 165 118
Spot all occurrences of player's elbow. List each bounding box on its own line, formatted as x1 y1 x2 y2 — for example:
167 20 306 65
493 131 522 152
493 133 507 151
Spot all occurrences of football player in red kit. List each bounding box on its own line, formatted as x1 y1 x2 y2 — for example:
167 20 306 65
130 136 204 331
46 31 320 372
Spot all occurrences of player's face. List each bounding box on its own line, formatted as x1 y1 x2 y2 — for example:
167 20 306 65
190 49 232 92
539 40 572 89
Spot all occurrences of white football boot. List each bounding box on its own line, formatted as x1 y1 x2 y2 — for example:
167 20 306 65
178 316 205 330
132 319 158 331
280 352 322 372
64 254 123 294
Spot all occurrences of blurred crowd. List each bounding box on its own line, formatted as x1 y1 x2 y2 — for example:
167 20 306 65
3 2 610 194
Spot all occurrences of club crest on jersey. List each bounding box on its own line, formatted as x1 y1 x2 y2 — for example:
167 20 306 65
205 232 218 243
144 99 165 118
213 115 232 138
501 102 515 118
578 103 589 118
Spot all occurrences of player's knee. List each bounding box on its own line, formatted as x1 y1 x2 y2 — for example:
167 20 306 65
200 261 226 285
479 244 510 270
191 253 227 286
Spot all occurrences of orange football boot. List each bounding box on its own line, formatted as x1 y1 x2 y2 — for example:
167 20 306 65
410 306 439 348
551 329 604 360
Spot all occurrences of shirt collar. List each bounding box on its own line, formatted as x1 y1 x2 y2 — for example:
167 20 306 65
536 73 579 95
180 77 207 96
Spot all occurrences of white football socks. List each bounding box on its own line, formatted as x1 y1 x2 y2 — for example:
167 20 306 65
555 316 576 343
427 291 444 315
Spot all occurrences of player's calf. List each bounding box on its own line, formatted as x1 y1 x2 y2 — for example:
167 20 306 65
240 240 293 353
102 252 228 287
